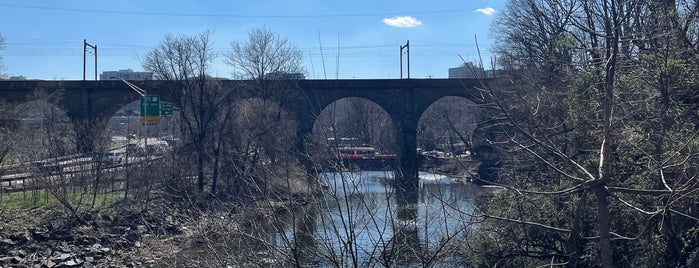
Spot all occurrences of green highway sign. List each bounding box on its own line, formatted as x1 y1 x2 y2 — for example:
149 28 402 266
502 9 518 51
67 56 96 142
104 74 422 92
160 101 173 116
140 95 160 125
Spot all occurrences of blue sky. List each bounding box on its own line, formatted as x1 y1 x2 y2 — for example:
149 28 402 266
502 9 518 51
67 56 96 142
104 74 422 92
0 0 505 80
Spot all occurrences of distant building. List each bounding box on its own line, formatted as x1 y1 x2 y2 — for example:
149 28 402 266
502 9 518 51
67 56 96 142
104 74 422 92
8 75 27 80
265 71 305 80
100 69 153 80
448 62 486 78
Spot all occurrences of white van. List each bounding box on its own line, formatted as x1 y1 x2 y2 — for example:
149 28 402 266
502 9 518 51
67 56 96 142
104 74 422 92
102 152 123 165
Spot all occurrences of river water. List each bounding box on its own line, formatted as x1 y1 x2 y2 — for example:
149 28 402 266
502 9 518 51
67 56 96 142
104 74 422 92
262 171 482 267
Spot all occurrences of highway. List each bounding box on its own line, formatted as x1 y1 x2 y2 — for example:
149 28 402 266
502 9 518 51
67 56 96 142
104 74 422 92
0 138 168 192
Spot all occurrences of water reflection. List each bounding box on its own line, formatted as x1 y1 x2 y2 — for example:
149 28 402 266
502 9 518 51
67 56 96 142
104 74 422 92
267 171 479 267
387 185 421 266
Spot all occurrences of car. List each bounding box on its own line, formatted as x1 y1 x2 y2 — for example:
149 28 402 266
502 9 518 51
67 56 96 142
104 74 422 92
156 141 169 150
160 135 174 141
35 160 62 174
102 152 123 165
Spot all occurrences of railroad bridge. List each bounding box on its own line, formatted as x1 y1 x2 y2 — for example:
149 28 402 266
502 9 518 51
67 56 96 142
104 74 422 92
0 78 496 187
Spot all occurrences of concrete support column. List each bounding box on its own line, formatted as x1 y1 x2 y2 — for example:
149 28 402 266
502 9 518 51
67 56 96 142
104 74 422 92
395 121 419 189
295 116 317 179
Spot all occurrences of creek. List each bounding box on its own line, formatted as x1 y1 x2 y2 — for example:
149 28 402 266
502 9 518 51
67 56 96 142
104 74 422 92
260 171 483 267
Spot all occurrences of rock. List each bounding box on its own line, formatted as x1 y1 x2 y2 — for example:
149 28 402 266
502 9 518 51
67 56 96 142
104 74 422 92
56 233 74 242
31 231 51 241
43 259 57 268
52 253 72 262
12 256 23 264
36 247 53 259
90 243 103 251
8 250 28 260
1 238 16 246
9 232 30 244
78 236 97 246
0 256 23 264
57 259 83 267
0 239 16 255
17 249 28 258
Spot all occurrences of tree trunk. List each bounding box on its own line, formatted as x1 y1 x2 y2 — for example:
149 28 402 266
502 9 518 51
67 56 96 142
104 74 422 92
595 187 614 267
197 143 205 192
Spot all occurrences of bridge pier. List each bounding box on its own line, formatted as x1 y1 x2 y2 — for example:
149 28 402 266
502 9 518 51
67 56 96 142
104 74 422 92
395 122 419 189
295 120 317 179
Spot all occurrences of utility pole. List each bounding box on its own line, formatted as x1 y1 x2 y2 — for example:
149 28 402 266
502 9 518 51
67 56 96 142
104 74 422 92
83 39 97 80
400 40 410 79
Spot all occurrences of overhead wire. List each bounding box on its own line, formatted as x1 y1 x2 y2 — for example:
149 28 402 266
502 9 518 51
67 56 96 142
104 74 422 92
0 4 492 60
3 39 488 58
0 3 475 18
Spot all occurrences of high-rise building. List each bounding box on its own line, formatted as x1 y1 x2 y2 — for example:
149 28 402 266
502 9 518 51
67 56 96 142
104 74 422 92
8 75 27 80
448 62 486 78
100 69 153 80
265 71 306 80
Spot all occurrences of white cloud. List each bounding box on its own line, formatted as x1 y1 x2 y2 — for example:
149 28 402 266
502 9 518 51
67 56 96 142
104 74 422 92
382 16 423 28
475 7 496 16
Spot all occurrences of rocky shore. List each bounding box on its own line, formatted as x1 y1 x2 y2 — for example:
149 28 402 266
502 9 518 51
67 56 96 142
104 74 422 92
0 190 317 268
0 201 189 268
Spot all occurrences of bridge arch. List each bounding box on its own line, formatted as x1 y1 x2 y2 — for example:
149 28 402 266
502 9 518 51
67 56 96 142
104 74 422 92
310 97 395 157
417 96 479 154
11 97 75 160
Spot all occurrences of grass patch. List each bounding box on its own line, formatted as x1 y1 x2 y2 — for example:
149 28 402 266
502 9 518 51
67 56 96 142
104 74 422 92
0 189 124 210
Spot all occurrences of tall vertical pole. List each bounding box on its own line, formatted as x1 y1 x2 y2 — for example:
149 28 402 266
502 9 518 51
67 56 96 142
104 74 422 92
400 40 410 79
83 39 97 80
83 39 87 81
94 44 97 80
406 40 410 79
400 45 403 79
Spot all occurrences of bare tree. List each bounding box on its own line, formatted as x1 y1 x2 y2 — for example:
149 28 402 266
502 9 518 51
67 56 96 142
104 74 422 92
226 26 304 81
223 27 308 195
142 30 230 193
469 0 699 267
225 26 304 102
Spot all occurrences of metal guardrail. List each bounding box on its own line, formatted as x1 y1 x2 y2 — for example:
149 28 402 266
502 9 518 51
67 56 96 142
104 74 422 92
1 154 165 190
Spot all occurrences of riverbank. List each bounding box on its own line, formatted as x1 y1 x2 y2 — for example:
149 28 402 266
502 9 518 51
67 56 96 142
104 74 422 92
0 198 174 267
0 167 482 267
0 183 319 267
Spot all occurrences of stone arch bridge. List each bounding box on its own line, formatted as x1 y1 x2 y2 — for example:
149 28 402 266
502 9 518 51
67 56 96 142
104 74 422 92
0 78 493 187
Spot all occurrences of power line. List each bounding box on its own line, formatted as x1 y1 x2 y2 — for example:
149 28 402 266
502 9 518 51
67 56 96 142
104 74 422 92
0 3 475 18
3 39 489 60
